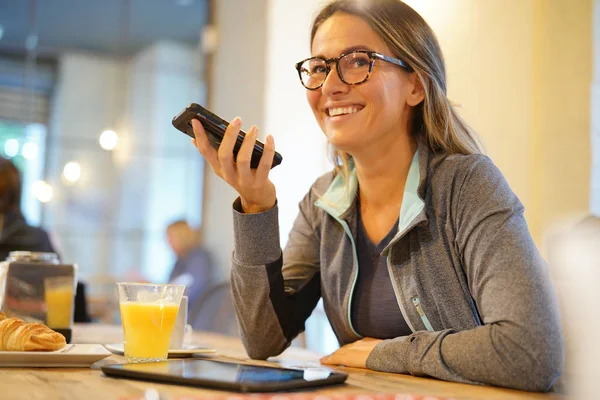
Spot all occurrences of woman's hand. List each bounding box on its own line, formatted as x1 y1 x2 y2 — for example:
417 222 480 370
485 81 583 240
191 117 277 213
320 337 382 368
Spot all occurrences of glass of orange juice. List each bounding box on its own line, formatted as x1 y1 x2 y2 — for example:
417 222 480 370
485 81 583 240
117 282 185 363
44 276 75 329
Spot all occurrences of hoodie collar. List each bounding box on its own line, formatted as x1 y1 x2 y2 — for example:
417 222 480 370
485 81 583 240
315 139 430 231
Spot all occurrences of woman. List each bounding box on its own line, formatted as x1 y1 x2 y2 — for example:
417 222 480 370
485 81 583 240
0 157 55 258
191 0 563 392
0 157 90 323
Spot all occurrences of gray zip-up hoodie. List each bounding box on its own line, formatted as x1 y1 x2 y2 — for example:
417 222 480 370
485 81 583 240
230 140 564 392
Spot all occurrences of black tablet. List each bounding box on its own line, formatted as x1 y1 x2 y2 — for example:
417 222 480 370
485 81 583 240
101 359 347 392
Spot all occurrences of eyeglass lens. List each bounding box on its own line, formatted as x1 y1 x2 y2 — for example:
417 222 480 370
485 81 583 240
299 52 371 89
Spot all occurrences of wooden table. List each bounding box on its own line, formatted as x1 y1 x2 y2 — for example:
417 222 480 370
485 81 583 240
0 324 566 400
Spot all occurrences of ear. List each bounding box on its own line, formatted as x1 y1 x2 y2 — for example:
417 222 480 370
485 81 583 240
406 72 425 107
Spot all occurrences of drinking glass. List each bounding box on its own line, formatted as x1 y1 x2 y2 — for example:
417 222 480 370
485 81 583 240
44 276 75 329
117 282 185 363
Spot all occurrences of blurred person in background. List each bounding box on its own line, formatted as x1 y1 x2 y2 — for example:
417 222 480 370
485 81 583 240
191 0 563 392
166 219 215 318
0 156 90 322
0 157 55 257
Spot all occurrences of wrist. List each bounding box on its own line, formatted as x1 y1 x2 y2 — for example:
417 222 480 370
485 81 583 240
240 198 276 214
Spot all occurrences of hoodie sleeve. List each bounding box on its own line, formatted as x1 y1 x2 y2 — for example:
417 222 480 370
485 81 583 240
366 155 564 392
230 188 322 360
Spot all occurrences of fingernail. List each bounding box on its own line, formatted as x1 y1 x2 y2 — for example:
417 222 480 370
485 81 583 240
232 117 242 126
267 135 274 145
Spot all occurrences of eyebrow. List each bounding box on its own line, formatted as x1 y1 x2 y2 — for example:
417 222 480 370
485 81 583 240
312 45 376 58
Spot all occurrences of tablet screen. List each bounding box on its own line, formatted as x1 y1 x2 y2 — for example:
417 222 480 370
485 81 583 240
102 359 348 392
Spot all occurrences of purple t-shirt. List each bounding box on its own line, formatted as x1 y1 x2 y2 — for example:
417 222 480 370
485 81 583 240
351 202 412 339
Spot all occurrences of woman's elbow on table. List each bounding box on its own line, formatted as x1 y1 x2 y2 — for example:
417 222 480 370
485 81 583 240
241 331 290 361
246 347 278 361
499 331 565 392
517 348 564 392
244 342 288 361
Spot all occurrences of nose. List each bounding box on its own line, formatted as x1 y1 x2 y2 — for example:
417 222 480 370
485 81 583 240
321 64 349 96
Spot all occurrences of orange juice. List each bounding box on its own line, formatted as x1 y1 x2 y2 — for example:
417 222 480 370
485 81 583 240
45 287 74 328
120 302 179 361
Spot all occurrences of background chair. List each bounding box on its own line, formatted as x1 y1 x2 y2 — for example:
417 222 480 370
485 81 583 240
188 281 239 336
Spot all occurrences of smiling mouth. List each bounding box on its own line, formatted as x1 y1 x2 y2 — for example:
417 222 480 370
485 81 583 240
326 105 364 117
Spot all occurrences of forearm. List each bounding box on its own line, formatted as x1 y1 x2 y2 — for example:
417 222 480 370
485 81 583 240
231 198 320 359
367 320 562 392
231 198 287 358
369 243 565 392
231 256 291 359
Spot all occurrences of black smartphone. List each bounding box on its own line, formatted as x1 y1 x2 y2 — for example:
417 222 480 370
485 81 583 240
172 103 282 169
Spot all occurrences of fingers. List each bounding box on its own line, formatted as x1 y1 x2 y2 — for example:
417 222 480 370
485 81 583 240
191 119 221 174
190 117 274 199
190 119 209 151
237 126 258 183
255 135 276 182
219 117 242 180
319 354 336 365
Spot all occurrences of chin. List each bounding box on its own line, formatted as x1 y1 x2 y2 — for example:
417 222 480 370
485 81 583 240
324 130 357 151
327 139 358 155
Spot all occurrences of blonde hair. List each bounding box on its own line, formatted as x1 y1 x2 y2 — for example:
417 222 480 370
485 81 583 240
311 0 484 180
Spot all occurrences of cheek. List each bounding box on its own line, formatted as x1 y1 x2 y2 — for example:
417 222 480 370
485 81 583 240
306 91 320 114
372 77 397 101
368 78 406 120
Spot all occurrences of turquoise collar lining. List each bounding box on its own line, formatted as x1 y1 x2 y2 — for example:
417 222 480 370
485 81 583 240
315 151 424 231
397 151 424 233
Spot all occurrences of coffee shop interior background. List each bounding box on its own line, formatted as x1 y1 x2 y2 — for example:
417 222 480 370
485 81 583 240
0 1 207 289
0 0 598 356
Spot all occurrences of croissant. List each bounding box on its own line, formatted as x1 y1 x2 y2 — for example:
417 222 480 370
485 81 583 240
0 311 66 351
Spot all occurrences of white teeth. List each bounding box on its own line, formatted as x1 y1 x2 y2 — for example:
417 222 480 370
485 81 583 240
328 106 361 117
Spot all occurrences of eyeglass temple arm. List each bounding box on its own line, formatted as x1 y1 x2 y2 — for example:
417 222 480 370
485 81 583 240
372 53 412 71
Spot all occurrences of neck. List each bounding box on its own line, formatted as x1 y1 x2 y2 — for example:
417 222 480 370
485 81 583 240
353 133 417 210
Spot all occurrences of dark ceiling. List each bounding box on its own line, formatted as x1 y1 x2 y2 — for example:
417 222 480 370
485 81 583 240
0 0 209 57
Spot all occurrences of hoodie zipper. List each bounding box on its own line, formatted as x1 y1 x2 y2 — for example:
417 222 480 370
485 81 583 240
314 205 362 338
386 253 415 333
412 296 434 331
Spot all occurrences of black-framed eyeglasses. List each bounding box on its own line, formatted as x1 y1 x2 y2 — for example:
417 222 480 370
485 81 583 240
295 50 413 90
